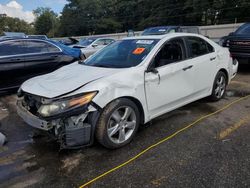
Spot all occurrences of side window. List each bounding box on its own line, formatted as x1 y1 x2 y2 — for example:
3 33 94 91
104 39 115 45
154 38 186 68
47 43 61 52
207 42 215 53
0 40 26 56
25 40 60 54
187 37 213 57
94 39 106 46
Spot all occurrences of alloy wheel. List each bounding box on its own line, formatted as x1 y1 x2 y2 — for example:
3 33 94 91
107 106 137 144
215 75 226 98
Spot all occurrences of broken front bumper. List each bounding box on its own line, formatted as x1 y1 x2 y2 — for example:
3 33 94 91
17 100 100 149
17 100 51 131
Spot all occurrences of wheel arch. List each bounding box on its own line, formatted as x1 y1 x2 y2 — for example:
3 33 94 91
103 96 145 125
218 68 229 84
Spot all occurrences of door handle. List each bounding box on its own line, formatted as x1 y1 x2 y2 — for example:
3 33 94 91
183 65 193 71
210 57 216 61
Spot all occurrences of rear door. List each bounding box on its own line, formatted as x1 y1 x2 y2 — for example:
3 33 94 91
185 37 217 96
0 40 26 90
23 40 63 77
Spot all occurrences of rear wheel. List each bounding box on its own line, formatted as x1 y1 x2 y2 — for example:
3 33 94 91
209 71 227 101
96 98 140 149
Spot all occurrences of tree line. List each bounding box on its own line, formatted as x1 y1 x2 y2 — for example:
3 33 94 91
1 0 250 37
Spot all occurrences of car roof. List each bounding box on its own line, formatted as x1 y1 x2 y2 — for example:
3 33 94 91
3 32 26 37
0 37 47 42
144 26 198 30
145 26 177 29
84 37 115 40
124 32 203 40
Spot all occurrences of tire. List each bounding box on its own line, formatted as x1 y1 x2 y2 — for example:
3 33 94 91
96 98 140 149
209 71 227 101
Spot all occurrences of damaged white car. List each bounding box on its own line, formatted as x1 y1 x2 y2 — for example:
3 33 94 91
17 33 238 149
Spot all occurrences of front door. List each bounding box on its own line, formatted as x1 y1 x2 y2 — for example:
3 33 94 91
145 37 195 118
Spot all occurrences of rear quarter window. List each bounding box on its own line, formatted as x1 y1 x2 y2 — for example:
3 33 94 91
187 37 214 57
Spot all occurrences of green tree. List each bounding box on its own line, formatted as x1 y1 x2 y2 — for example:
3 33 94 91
0 16 34 35
33 7 59 37
57 0 250 36
59 0 123 36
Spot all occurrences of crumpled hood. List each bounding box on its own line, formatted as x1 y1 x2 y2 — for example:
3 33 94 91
21 63 119 98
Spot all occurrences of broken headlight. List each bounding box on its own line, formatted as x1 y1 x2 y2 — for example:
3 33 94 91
38 92 97 117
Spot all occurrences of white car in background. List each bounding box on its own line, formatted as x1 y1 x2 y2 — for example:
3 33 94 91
17 33 238 149
71 37 115 58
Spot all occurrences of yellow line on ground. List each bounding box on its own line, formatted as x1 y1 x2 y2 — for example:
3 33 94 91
219 116 250 139
79 94 250 188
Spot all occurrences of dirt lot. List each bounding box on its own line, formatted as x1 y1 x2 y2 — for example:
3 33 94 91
1 65 250 188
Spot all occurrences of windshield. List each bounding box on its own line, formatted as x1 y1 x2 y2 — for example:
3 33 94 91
235 24 250 35
141 27 175 35
83 39 159 68
78 38 97 46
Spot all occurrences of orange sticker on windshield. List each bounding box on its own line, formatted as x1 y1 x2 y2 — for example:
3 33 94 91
133 48 145 55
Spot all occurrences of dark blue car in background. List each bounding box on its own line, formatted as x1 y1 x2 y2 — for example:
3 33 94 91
219 23 250 63
0 38 83 92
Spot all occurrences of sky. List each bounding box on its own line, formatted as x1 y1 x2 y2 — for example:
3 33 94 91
0 0 67 23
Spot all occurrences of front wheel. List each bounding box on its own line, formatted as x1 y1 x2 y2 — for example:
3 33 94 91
96 98 140 149
209 71 227 101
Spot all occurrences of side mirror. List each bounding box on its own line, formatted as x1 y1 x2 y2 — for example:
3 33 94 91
146 67 158 74
92 44 98 48
229 32 234 36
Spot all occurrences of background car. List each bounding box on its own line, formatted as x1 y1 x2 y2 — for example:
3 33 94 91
219 23 250 63
71 37 116 58
141 26 200 35
0 38 83 93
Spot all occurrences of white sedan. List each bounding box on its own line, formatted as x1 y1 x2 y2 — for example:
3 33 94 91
71 37 115 58
17 33 238 149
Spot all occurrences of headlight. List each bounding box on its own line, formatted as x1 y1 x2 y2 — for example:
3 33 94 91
38 92 97 117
